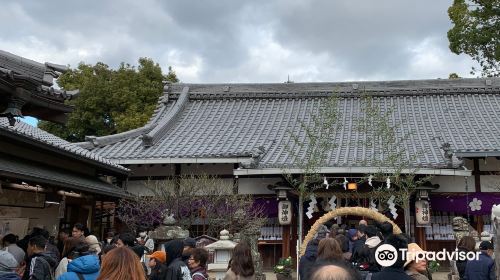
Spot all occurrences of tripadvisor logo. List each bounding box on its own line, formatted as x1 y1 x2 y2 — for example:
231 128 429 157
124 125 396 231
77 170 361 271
375 244 481 267
375 244 398 267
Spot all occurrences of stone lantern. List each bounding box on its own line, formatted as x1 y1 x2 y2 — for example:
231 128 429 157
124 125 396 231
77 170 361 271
205 229 237 280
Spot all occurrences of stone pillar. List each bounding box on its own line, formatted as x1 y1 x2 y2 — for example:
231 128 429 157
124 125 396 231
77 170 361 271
241 229 266 280
206 230 237 280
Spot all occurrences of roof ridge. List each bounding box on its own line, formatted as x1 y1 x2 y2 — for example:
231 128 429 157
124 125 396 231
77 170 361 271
167 78 500 96
77 83 173 149
145 82 172 125
141 86 190 147
0 119 128 172
76 124 155 149
165 86 500 100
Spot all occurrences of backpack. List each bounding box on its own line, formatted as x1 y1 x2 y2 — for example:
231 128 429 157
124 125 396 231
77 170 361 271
37 256 55 280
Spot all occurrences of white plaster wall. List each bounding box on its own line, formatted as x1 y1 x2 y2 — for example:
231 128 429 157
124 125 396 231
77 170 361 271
128 163 234 177
478 157 500 171
238 178 281 195
181 164 233 175
0 205 60 236
126 180 162 196
431 175 500 193
128 165 175 176
481 175 500 192
431 176 474 193
462 157 500 171
127 178 234 196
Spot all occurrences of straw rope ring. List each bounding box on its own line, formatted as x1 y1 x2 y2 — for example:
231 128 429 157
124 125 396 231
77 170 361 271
299 207 402 256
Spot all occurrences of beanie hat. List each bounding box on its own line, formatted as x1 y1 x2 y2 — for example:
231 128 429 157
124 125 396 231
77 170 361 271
85 235 101 254
183 237 196 248
147 251 167 264
314 225 331 240
0 251 18 272
479 241 493 250
364 226 378 238
348 229 357 240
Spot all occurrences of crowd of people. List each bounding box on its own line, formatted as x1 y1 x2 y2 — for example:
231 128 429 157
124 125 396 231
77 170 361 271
1 221 495 280
299 220 496 280
0 224 256 280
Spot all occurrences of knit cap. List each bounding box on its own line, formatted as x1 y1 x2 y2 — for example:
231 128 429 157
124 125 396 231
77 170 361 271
0 251 18 271
85 235 102 254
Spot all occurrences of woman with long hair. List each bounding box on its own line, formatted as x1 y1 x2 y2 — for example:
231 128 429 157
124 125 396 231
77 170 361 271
97 247 146 280
224 242 255 280
56 239 87 278
316 238 344 263
455 236 476 280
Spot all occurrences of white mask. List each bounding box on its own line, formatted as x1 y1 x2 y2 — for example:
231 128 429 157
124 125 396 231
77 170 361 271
139 232 147 237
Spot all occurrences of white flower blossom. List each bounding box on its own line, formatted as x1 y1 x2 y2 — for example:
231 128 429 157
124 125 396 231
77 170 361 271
469 198 482 211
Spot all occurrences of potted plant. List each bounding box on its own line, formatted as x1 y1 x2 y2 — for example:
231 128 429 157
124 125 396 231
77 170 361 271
428 260 440 273
274 257 293 280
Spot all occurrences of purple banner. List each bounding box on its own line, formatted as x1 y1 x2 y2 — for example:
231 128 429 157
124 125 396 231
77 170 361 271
430 193 500 215
254 198 279 217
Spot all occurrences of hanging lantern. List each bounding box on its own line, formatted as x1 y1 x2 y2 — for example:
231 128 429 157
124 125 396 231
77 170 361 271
347 182 358 191
415 200 431 225
278 201 292 225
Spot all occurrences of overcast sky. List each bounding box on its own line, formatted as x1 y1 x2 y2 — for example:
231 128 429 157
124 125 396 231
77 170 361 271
2 0 477 84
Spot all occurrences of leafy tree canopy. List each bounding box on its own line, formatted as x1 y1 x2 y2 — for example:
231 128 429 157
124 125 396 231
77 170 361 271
449 73 462 79
39 58 179 142
447 0 500 76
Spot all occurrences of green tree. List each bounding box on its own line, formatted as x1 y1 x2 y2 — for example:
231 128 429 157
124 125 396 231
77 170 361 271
283 93 342 247
449 73 461 79
447 0 500 76
39 58 179 142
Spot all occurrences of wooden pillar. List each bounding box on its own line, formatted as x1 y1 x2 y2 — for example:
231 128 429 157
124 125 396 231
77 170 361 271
233 164 239 194
282 225 291 258
473 159 483 232
174 164 181 222
99 200 104 240
477 216 484 233
415 226 427 250
473 159 481 192
89 196 96 234
291 200 298 262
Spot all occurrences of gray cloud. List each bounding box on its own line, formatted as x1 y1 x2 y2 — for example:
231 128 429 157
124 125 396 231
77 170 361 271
0 0 476 83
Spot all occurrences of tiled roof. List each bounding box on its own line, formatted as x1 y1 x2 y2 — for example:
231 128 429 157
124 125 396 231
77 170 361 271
81 78 500 169
0 50 78 100
0 119 129 173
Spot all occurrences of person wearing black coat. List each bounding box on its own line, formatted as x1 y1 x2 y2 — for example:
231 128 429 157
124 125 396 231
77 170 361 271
371 234 412 280
455 236 476 280
351 225 367 263
147 251 168 280
463 241 495 280
299 239 319 280
164 240 192 280
22 236 57 280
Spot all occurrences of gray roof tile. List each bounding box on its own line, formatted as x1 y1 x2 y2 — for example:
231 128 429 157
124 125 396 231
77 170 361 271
0 119 128 173
84 78 500 169
0 50 78 101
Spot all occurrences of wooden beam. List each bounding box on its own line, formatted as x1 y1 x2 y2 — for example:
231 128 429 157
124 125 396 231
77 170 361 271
233 163 239 194
282 225 291 258
473 159 481 192
415 226 426 251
